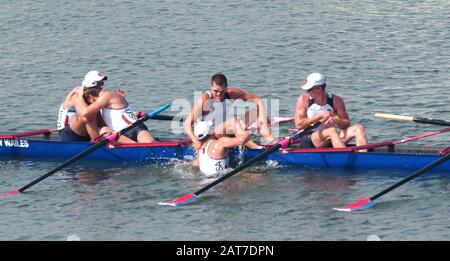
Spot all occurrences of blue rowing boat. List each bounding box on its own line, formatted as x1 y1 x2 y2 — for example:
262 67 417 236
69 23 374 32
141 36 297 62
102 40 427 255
0 132 449 173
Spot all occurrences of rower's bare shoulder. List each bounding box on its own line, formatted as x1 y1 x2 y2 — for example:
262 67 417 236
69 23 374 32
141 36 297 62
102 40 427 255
296 93 309 106
332 94 345 106
226 86 246 98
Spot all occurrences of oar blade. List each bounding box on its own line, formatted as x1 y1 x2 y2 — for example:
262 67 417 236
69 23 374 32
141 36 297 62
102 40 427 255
0 189 20 198
333 198 375 212
158 193 200 207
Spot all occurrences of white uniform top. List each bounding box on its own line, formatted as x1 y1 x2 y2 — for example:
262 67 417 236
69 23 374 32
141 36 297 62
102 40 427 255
201 91 234 131
306 93 334 131
57 104 76 130
101 106 138 132
199 140 229 177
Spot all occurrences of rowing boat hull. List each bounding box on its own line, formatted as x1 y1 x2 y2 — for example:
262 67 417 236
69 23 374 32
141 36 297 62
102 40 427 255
0 137 449 172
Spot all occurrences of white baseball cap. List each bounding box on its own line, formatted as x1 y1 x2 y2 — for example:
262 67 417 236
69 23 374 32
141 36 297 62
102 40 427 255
82 71 107 88
300 72 326 90
194 121 213 140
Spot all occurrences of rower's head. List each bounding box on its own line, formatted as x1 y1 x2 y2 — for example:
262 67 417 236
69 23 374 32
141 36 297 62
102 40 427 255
210 73 228 101
83 86 102 104
300 72 326 96
194 120 213 141
82 71 107 89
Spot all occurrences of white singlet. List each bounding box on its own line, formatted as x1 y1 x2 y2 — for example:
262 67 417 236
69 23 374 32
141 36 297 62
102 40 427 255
101 106 138 132
57 104 76 131
201 91 234 131
199 140 229 177
306 93 334 131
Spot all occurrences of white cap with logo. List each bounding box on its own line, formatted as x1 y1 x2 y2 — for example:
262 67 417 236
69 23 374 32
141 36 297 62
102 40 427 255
82 71 107 88
300 72 326 90
194 121 213 140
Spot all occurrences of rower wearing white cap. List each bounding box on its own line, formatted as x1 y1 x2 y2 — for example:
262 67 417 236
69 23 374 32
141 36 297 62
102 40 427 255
195 120 251 177
57 71 108 141
294 72 367 151
73 72 157 144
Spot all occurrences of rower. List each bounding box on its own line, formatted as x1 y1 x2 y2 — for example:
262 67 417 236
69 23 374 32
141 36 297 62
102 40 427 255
57 71 110 141
194 120 251 177
73 74 157 144
184 73 277 161
57 71 126 134
294 72 367 151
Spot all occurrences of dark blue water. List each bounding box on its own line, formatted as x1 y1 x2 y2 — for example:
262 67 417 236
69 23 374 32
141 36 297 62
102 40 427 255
0 0 449 240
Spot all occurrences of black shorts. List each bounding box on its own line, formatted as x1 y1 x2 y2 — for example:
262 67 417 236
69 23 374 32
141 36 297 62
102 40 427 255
297 133 316 148
122 123 149 141
58 126 90 142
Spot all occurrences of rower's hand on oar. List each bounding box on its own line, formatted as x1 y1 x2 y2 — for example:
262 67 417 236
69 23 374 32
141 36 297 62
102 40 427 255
135 111 146 118
98 127 119 142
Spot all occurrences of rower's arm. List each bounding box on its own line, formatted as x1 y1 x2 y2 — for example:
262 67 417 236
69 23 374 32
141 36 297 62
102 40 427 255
74 90 110 123
219 132 251 148
229 87 269 124
184 94 208 148
332 95 350 129
295 95 322 129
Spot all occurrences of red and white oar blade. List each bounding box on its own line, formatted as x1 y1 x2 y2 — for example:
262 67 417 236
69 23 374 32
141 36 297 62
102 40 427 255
0 189 20 197
333 198 375 212
158 193 200 207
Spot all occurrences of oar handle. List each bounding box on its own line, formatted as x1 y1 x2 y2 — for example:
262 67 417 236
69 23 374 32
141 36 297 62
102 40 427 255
374 113 414 122
375 112 450 126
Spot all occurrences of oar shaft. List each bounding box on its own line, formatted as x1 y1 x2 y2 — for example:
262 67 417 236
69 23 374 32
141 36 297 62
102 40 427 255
413 117 450 126
18 139 109 192
370 153 450 201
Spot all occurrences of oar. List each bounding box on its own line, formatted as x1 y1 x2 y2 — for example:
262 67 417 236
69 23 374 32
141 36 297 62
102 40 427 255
0 128 57 139
268 117 294 126
284 127 450 153
158 123 320 207
0 103 171 197
150 115 294 126
333 151 450 212
374 112 450 126
151 114 178 121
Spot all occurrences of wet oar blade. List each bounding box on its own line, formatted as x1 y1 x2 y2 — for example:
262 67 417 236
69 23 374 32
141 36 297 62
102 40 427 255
333 198 375 212
0 189 20 197
158 193 200 207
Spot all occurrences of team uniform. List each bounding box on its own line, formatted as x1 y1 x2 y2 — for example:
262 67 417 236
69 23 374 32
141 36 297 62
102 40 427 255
57 105 76 131
198 140 229 177
298 93 335 148
201 91 234 133
101 106 149 141
57 105 91 141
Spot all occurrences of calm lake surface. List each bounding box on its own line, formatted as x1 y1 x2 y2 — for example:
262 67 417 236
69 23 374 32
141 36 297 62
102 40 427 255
0 0 449 240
